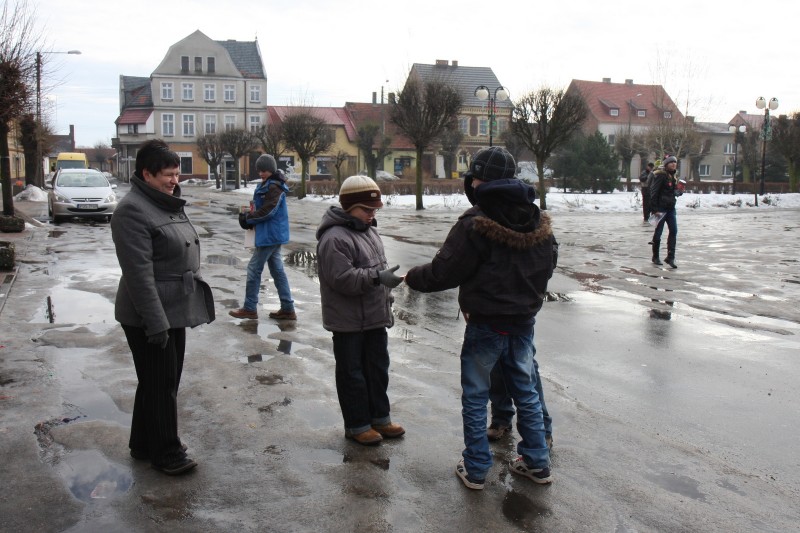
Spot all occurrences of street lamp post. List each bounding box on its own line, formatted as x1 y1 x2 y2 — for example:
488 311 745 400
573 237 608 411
755 96 778 202
474 85 508 147
728 124 746 195
35 49 81 187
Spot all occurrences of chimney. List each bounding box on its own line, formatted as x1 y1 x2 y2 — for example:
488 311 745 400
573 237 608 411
452 60 458 67
372 92 377 104
602 77 611 83
435 59 449 66
69 125 76 150
625 79 633 85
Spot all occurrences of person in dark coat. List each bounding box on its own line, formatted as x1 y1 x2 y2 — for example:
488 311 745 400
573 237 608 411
639 162 655 222
405 147 558 490
111 139 215 475
316 175 406 446
649 155 681 268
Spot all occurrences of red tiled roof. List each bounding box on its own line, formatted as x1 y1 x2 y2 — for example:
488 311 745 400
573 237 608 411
117 108 153 125
568 79 684 128
344 102 415 150
267 106 357 141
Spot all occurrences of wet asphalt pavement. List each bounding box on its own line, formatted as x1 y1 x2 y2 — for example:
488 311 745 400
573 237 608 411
1 184 799 532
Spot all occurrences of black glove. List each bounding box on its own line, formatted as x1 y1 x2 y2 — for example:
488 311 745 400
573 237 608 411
378 265 403 288
238 212 249 230
147 330 169 349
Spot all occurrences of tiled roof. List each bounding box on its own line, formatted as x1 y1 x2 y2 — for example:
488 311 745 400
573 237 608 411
217 40 265 79
694 121 732 134
121 76 152 107
268 106 357 141
410 62 512 110
116 108 153 125
729 111 765 131
568 79 685 126
344 102 415 150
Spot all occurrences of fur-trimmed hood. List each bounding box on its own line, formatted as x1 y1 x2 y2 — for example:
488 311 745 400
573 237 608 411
471 210 553 250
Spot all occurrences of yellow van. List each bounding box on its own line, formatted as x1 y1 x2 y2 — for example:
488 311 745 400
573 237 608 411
55 152 89 171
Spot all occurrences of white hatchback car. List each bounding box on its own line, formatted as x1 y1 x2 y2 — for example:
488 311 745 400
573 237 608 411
48 168 118 223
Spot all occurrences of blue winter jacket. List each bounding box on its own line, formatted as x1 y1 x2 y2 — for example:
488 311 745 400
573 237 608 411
247 174 290 247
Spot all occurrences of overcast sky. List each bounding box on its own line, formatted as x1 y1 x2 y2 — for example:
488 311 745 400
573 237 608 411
34 0 798 147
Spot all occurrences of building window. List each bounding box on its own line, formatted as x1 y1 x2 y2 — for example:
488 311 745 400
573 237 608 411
497 118 508 133
607 134 616 145
194 56 202 72
204 83 216 102
458 117 468 134
204 114 216 134
161 82 173 101
183 114 195 137
699 164 711 177
610 109 619 117
162 113 174 136
180 156 192 175
207 57 215 73
724 143 735 154
637 110 646 117
224 115 236 132
224 84 235 102
249 115 261 132
458 153 467 166
250 85 261 103
127 124 138 134
316 156 331 175
182 83 194 101
478 117 488 136
722 164 733 177
181 56 189 73
664 111 672 119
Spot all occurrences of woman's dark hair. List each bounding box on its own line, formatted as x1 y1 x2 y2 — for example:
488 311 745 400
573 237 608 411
135 139 181 178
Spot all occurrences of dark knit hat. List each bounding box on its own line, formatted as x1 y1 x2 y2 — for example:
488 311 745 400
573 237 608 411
339 175 383 212
465 147 516 182
663 155 677 166
256 154 277 173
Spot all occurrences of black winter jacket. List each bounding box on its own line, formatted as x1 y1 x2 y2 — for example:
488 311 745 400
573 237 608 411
405 179 557 325
649 169 678 211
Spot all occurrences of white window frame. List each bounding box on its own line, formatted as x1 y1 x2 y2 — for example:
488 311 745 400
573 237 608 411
224 115 236 132
162 113 174 136
249 115 261 132
161 82 173 101
204 114 217 134
698 164 711 177
610 109 619 117
637 110 646 117
182 114 195 137
204 83 216 102
182 82 194 101
664 111 672 119
724 142 735 155
249 84 261 103
458 117 468 134
478 117 488 136
722 164 733 177
224 84 235 102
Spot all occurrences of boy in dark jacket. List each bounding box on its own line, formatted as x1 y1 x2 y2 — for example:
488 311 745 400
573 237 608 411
649 155 681 268
405 147 558 490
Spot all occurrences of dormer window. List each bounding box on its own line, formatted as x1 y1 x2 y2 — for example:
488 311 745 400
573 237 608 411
180 56 189 73
664 111 672 119
637 110 646 117
194 56 202 72
610 109 619 117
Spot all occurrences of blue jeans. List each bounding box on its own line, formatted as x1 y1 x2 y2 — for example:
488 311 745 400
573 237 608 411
460 323 549 479
652 208 677 258
489 342 551 437
244 244 294 312
332 328 391 434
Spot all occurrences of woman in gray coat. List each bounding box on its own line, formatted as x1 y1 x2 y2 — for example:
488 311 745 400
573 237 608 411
111 139 215 475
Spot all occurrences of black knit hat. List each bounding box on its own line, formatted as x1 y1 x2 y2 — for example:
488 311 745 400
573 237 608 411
465 147 516 182
256 154 277 173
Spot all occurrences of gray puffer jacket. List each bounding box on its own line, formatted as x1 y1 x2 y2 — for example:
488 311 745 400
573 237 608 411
315 206 393 333
112 175 215 335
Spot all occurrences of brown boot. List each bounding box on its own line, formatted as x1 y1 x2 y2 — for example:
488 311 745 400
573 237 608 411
487 423 511 441
268 309 297 320
346 428 383 446
229 308 258 319
372 423 405 438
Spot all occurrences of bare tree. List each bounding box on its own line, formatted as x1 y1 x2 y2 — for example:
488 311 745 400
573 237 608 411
389 77 462 209
1 0 44 216
509 86 589 210
196 133 227 189
282 108 333 199
613 127 637 191
438 126 463 180
220 129 257 189
772 112 800 192
332 149 349 188
253 123 285 160
356 123 391 179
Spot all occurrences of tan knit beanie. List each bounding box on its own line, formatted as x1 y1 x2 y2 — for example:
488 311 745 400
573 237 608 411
339 175 383 212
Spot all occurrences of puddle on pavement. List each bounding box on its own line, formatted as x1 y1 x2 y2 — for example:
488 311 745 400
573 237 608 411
644 470 707 502
286 250 318 280
236 320 311 356
56 449 133 502
502 489 551 523
35 287 114 325
206 254 242 266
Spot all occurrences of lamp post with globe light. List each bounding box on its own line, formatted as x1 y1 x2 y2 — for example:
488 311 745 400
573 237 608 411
755 96 778 202
474 85 508 147
728 124 746 195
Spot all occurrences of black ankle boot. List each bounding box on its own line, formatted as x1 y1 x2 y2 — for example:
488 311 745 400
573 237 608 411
651 240 662 265
665 257 677 268
652 255 663 265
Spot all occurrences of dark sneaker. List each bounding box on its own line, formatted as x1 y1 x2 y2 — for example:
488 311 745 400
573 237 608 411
487 423 511 441
345 428 383 446
229 308 258 319
152 456 197 476
268 309 297 320
510 457 552 484
372 423 405 438
665 258 678 268
455 459 485 490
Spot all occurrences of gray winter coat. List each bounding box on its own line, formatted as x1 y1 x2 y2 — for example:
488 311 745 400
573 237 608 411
315 206 393 333
111 175 215 336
